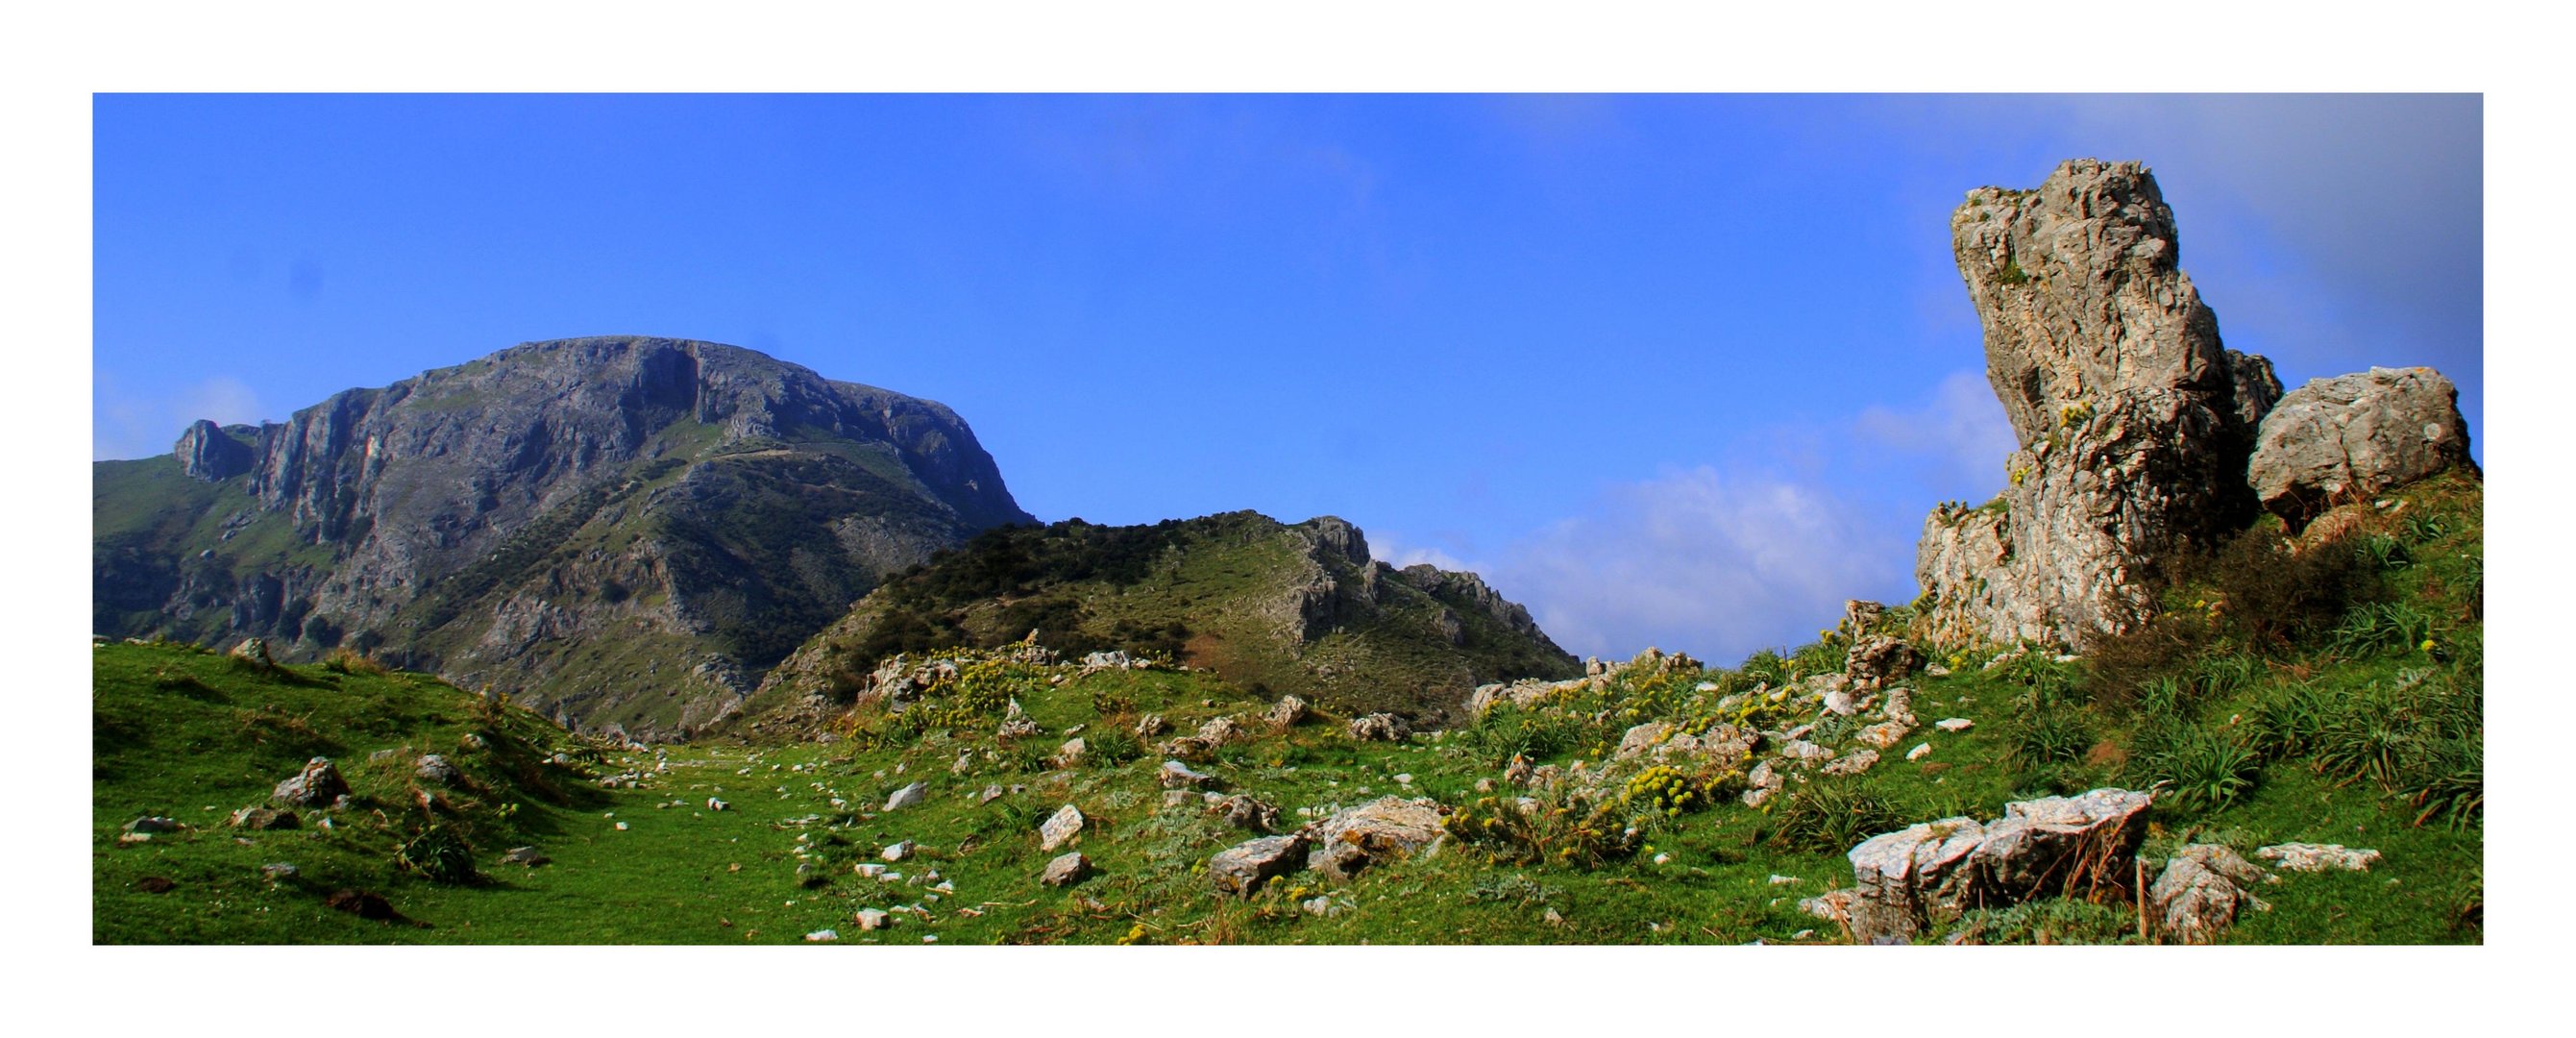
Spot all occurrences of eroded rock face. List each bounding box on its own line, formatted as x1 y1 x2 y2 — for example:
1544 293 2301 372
1208 834 1310 898
1917 160 2281 650
2249 366 2476 525
98 336 1036 739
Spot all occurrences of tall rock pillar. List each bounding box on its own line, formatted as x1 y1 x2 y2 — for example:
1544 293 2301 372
1915 159 2282 650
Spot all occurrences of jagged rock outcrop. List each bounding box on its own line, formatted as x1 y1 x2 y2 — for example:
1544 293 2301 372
1811 787 2151 943
1916 160 2283 650
2248 366 2476 525
751 510 1578 726
94 336 1034 738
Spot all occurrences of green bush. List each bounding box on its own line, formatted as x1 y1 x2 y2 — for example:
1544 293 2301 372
397 826 478 884
1765 779 1907 854
2145 729 2260 815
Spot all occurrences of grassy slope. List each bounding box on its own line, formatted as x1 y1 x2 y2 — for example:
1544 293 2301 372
751 513 1579 726
94 472 2481 946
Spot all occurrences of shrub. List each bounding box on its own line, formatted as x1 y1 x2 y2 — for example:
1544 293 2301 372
1084 729 1143 769
397 826 477 884
1443 789 1640 868
1455 703 1588 768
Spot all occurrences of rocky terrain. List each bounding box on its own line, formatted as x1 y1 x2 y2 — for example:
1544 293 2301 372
95 336 1033 738
743 511 1580 730
93 160 2483 946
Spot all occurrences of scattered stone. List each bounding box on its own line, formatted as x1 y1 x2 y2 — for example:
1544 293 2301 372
1041 852 1092 888
855 908 891 931
1906 743 1933 762
1769 874 1802 886
1616 721 1672 759
414 754 460 785
996 700 1042 739
2152 844 2273 944
1301 896 1341 918
1162 789 1195 808
1926 664 1952 678
260 862 299 881
1134 713 1170 738
1474 778 1495 793
499 846 552 867
1856 721 1914 751
803 928 840 942
1504 755 1533 786
1040 804 1086 851
1214 794 1282 832
1543 907 1564 926
706 797 729 811
1157 759 1218 790
1742 760 1784 808
1822 749 1880 777
230 806 300 830
881 840 916 862
1822 691 1857 717
854 863 887 879
1209 834 1311 898
1264 695 1310 730
1052 738 1087 768
1347 713 1410 742
1188 716 1240 750
2250 366 2476 524
123 816 182 834
884 781 929 812
1393 774 1412 786
1935 718 1975 733
272 757 350 807
228 637 277 669
2256 843 2382 873
979 784 1005 804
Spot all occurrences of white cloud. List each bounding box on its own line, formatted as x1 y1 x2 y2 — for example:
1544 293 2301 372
1852 368 2016 500
93 374 265 460
1375 465 1913 666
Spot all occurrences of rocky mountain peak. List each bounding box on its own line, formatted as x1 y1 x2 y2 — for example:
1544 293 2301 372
97 335 1035 738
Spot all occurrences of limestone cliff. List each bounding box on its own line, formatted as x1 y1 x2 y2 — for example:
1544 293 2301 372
94 335 1034 738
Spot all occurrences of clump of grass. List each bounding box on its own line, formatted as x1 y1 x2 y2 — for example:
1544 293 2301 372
323 647 390 676
2143 728 2260 814
1454 703 1588 768
1765 779 1907 854
1945 898 2141 945
397 826 478 884
1084 729 1143 769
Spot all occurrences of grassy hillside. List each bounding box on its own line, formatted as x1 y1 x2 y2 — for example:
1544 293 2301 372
94 469 2479 945
748 512 1581 727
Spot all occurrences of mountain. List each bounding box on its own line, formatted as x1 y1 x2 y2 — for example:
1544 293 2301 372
745 510 1580 727
94 335 1034 738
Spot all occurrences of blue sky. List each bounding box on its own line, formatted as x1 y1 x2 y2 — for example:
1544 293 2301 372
92 94 2483 663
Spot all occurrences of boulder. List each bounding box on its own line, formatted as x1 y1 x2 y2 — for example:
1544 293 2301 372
1835 788 2151 943
1214 794 1281 832
272 757 350 807
1209 834 1311 898
854 908 891 931
1264 695 1310 730
1347 713 1411 742
2249 366 2476 524
1134 713 1170 738
883 781 929 812
880 840 916 862
1845 636 1925 688
1195 716 1241 748
1916 159 2283 650
996 701 1042 739
2255 843 2381 872
229 637 279 669
1039 803 1086 851
1304 796 1444 882
1615 722 1671 759
1465 680 1559 718
1822 749 1880 777
1052 738 1087 768
2150 844 2271 944
1158 759 1216 790
1041 852 1092 888
413 754 460 785
230 806 300 830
